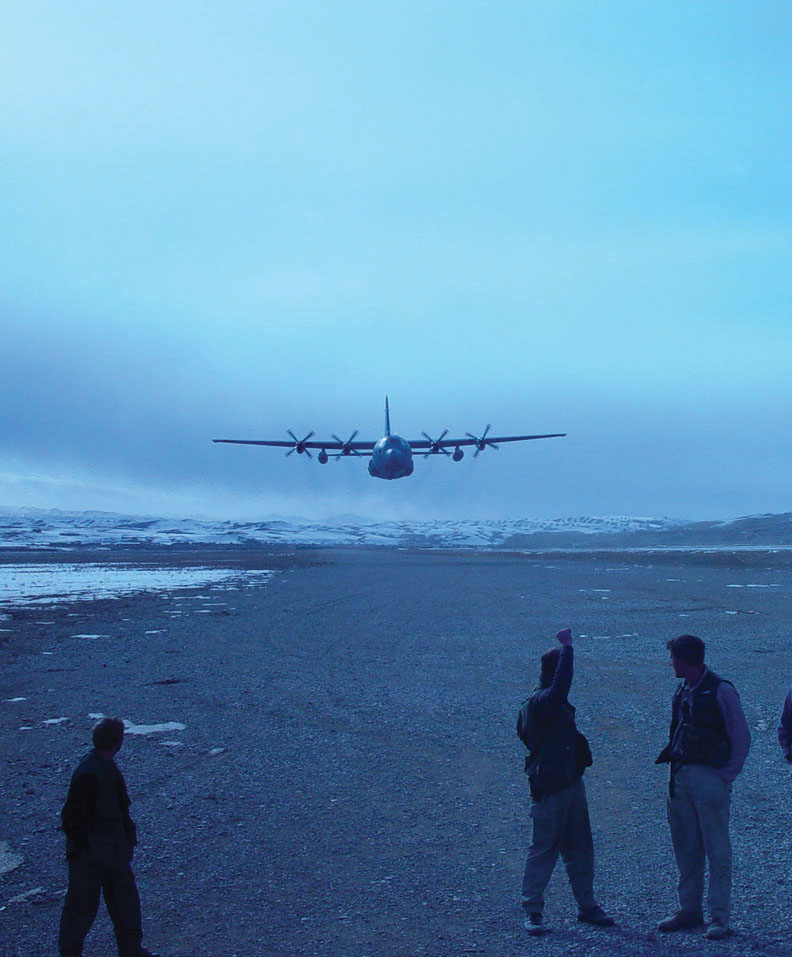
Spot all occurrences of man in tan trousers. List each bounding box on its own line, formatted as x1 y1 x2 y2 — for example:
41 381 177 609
656 634 750 941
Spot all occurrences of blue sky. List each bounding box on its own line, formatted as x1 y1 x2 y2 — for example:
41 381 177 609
1 1 790 521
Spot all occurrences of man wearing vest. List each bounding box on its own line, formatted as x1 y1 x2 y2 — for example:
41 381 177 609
58 717 159 957
777 685 792 771
516 627 614 936
656 634 750 941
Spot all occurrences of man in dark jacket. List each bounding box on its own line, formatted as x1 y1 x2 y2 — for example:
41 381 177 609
58 717 159 957
777 685 792 770
655 634 750 941
516 628 614 935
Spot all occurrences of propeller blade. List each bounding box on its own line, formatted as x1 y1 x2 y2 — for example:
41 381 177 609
331 430 360 456
286 429 315 455
421 429 451 457
467 425 493 456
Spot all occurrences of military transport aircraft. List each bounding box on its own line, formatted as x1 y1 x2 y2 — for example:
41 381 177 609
213 398 565 481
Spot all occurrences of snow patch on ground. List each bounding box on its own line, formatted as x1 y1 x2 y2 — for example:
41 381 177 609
0 842 24 876
84 713 185 736
122 719 186 736
0 564 273 607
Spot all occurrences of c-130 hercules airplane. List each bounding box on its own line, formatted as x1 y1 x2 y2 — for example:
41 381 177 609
214 398 565 481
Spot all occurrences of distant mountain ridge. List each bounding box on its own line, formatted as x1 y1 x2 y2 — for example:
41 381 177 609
1 507 791 549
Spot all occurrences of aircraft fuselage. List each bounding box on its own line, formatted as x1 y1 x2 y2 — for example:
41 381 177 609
368 434 414 480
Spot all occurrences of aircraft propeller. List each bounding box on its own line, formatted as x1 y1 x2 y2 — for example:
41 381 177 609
420 430 450 457
465 425 500 457
331 430 360 457
285 430 315 457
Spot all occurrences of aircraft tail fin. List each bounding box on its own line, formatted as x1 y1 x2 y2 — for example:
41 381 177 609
385 396 391 436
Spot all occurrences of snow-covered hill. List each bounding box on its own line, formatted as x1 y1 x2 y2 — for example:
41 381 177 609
1 507 791 549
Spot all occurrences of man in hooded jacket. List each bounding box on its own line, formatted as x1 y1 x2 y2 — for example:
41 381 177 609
516 628 614 935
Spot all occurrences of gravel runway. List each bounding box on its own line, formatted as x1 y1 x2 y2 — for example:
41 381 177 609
1 546 792 957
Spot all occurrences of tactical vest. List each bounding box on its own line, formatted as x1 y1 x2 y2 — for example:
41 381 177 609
69 750 133 866
668 669 731 769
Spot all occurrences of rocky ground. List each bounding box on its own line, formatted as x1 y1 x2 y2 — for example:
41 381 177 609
1 546 792 957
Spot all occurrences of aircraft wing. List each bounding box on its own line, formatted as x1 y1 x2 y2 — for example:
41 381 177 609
212 438 376 455
408 432 566 449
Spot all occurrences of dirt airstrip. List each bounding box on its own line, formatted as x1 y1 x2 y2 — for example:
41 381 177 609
1 546 792 957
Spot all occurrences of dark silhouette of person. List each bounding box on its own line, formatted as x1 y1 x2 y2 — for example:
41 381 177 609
516 628 615 935
655 633 750 941
58 717 159 957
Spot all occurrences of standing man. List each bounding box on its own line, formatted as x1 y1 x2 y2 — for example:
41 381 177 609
516 627 615 935
656 634 751 941
777 686 792 771
58 717 159 957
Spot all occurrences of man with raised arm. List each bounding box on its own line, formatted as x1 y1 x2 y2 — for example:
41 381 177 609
656 634 751 942
516 627 615 936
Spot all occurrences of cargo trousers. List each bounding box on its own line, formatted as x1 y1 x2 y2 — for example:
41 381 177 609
58 854 144 957
521 776 597 914
667 764 732 924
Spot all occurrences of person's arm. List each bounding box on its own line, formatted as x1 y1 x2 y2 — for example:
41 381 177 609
115 769 138 846
61 773 100 846
716 683 751 784
531 639 574 724
777 688 792 762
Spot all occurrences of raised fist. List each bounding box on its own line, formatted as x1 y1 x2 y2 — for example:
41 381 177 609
556 628 573 646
